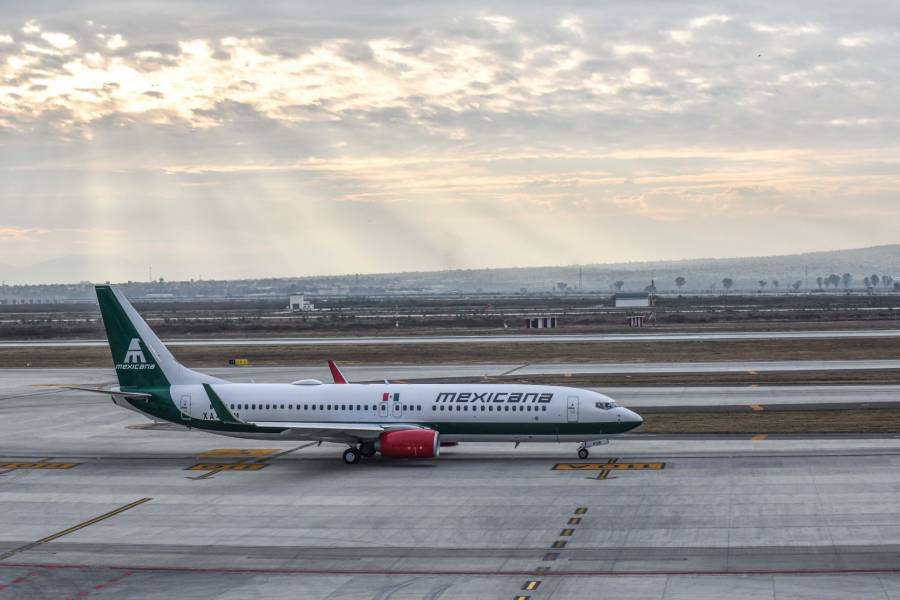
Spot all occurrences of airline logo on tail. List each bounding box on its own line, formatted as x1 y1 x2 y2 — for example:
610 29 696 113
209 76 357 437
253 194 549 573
117 338 155 370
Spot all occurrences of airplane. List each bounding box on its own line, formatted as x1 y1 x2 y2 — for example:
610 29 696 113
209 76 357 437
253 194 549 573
76 285 643 464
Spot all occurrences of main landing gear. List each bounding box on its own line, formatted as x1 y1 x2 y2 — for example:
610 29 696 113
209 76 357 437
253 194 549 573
343 442 376 464
342 447 361 464
577 447 590 460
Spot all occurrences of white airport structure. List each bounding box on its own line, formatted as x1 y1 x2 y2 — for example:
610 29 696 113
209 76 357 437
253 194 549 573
614 292 652 308
288 294 314 311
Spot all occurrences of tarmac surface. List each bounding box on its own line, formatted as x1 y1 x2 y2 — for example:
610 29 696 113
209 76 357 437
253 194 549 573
3 328 900 347
4 359 899 390
4 367 900 598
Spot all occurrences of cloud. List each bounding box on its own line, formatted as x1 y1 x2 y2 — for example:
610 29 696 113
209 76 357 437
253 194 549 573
480 15 514 33
751 23 820 35
838 34 878 47
613 44 654 56
1 4 899 281
688 14 732 29
559 16 584 38
40 32 77 50
0 227 47 240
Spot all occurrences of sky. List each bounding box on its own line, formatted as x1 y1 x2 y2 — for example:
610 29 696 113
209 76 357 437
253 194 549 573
1 1 899 283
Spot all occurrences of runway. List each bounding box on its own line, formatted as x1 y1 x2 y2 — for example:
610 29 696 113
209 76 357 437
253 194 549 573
3 366 898 410
3 359 898 392
3 328 900 347
4 368 900 598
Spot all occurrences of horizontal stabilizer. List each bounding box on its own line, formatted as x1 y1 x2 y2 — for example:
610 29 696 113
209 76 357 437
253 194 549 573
57 385 152 400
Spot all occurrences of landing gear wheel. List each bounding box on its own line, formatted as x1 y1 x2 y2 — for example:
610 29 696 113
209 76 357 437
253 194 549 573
577 447 590 460
342 447 361 464
360 443 376 457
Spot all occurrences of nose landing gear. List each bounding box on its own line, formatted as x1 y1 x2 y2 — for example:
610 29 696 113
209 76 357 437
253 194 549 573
577 439 609 459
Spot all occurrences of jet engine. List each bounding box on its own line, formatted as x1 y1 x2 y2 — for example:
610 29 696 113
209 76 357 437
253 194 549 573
376 429 440 459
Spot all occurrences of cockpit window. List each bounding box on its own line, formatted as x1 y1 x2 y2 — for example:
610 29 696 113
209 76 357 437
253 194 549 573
596 401 618 410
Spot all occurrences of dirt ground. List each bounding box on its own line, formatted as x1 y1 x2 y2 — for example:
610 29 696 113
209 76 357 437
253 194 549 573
639 408 900 434
2 337 899 369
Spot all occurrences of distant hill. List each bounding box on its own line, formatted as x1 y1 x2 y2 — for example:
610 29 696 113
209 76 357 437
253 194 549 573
1 245 898 299
339 244 900 293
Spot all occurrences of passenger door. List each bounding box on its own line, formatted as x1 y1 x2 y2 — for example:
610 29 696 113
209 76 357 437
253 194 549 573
391 401 402 418
379 402 389 418
567 396 579 423
179 394 191 422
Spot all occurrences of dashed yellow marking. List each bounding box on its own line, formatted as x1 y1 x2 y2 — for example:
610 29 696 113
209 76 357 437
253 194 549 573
751 434 768 441
568 517 581 525
522 581 541 591
748 370 758 375
560 528 574 536
197 449 277 458
574 507 588 515
514 596 530 600
187 463 267 472
553 463 665 471
0 462 79 470
552 540 567 549
750 404 764 411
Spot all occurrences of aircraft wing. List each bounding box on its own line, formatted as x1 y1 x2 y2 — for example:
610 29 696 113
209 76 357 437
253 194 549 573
247 421 422 442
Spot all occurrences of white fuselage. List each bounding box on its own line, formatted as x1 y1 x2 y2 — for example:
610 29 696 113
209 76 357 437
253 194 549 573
142 381 641 443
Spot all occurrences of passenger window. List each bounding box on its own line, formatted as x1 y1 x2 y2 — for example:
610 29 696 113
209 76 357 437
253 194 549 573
440 406 444 411
327 405 332 410
542 406 547 412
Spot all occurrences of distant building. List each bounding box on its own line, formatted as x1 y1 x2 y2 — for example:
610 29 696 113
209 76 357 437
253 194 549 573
627 315 645 328
614 293 652 308
288 294 314 311
526 316 558 329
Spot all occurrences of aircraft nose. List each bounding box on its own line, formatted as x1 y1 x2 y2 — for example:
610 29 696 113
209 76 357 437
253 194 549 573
623 408 643 430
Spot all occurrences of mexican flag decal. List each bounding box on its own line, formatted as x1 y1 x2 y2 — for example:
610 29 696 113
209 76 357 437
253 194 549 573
382 392 400 402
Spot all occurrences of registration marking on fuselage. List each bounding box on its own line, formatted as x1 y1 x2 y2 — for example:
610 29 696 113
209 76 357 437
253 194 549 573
552 462 665 471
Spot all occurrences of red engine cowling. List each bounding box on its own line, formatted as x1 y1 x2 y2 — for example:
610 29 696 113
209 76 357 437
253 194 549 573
377 429 440 459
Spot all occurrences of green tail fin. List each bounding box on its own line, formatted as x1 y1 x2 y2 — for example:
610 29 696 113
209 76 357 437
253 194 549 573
96 285 172 388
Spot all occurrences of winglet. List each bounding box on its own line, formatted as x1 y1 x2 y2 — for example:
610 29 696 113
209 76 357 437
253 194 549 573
203 383 243 425
328 360 348 384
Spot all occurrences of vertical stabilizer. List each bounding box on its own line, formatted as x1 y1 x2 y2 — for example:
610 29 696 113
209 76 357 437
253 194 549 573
95 285 225 388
